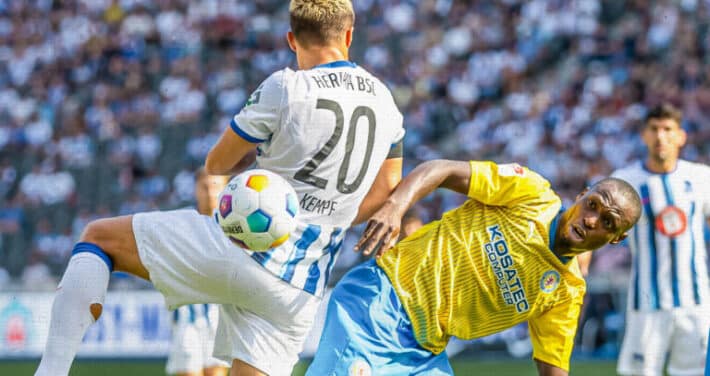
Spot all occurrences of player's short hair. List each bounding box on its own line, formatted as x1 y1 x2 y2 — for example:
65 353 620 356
289 0 354 46
644 103 682 127
591 177 642 229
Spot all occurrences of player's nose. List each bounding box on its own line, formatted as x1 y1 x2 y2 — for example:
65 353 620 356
584 215 598 229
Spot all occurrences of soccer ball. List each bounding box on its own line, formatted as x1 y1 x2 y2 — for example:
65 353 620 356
216 169 299 251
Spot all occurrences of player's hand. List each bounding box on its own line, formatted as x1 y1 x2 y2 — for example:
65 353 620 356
354 201 402 258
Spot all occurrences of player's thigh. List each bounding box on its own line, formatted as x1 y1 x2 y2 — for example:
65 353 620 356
617 310 673 376
81 215 150 279
667 307 710 376
230 359 266 376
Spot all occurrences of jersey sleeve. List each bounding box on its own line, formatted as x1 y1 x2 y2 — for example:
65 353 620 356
467 161 557 207
527 297 583 371
386 119 405 159
230 70 287 143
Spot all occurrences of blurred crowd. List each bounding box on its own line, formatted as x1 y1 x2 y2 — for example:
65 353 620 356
2 0 710 353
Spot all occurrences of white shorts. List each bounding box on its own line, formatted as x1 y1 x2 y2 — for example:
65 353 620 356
165 305 229 374
618 306 710 376
133 210 321 376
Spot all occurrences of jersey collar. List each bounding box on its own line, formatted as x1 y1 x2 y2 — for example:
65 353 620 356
548 208 571 264
312 60 357 69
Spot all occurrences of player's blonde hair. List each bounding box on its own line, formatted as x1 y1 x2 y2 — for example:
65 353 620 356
289 0 354 46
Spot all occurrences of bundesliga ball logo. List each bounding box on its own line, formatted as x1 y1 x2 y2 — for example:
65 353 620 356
216 169 299 251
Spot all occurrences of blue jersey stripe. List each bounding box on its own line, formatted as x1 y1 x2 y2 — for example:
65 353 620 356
640 184 660 309
303 261 321 294
632 224 640 310
660 175 681 307
252 247 277 266
690 201 700 305
281 225 322 283
323 229 344 287
303 228 342 294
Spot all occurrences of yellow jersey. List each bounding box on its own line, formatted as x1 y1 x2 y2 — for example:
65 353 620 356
377 161 586 371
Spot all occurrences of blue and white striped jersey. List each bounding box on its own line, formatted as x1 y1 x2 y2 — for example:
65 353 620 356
230 61 404 296
612 160 710 311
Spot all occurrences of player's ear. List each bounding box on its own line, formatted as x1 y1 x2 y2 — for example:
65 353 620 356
344 27 353 48
286 31 297 52
610 232 628 244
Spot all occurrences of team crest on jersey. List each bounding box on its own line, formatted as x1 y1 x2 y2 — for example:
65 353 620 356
655 206 687 238
498 163 525 177
245 84 263 107
349 359 371 376
540 270 560 293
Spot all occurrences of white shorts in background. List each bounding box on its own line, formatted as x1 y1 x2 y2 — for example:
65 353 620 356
617 306 710 376
165 305 229 374
133 210 321 376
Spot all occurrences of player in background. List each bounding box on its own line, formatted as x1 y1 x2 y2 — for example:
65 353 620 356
306 159 641 376
166 169 229 376
35 1 404 375
612 103 710 376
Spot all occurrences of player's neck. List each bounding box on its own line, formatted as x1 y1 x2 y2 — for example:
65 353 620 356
297 46 349 70
644 157 678 174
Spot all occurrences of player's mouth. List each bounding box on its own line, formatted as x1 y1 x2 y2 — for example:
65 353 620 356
571 224 585 240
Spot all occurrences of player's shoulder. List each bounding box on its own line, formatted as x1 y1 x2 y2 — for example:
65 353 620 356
260 68 296 90
610 161 644 181
678 159 710 175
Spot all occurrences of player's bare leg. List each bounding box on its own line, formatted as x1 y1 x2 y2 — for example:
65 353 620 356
204 366 228 376
231 359 267 376
35 215 149 376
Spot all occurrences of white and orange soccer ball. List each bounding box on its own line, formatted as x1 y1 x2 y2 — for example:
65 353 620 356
216 169 299 251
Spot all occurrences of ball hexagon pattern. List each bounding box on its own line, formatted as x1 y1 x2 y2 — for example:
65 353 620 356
216 169 299 251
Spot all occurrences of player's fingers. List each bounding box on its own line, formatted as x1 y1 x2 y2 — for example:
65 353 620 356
363 226 391 257
355 221 382 252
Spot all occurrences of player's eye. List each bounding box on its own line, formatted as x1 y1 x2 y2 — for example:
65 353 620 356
588 200 596 209
603 218 612 228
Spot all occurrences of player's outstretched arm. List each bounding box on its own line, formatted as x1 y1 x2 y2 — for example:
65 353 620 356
352 157 402 225
205 127 258 175
535 359 568 376
355 159 470 257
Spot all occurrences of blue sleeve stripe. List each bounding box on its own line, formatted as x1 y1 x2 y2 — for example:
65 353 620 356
230 119 266 143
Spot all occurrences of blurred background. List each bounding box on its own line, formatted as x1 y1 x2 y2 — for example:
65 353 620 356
1 0 710 374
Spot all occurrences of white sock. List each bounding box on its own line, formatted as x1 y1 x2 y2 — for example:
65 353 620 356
35 253 110 376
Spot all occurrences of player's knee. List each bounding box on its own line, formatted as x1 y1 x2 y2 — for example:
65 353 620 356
80 218 121 250
90 303 102 321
